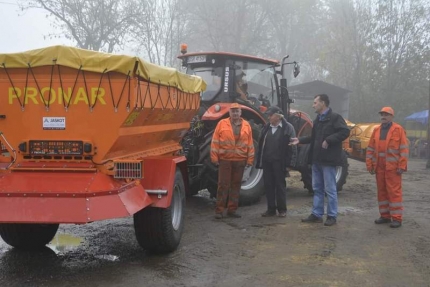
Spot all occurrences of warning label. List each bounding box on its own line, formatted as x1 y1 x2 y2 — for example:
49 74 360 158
43 117 66 130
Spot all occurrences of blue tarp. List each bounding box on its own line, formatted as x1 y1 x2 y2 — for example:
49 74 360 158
405 110 428 125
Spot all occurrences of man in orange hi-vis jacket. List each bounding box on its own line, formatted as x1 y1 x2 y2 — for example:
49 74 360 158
366 107 409 228
211 103 255 219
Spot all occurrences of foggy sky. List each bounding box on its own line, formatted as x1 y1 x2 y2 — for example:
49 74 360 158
0 0 72 53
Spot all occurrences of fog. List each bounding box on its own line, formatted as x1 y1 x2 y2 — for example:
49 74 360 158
0 0 429 124
0 1 72 52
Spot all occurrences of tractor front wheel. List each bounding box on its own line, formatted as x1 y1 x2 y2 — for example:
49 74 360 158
198 121 265 206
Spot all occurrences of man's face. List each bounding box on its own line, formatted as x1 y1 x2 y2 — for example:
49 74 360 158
379 112 393 124
313 96 326 114
229 108 241 120
268 113 281 126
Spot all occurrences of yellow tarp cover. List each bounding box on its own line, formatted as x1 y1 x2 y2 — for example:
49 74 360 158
0 45 206 93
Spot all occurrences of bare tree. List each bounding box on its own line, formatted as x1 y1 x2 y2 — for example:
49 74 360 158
130 0 189 67
314 0 430 122
182 0 273 55
372 0 430 119
20 0 142 52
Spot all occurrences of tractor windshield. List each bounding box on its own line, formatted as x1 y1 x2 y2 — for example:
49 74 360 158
186 66 223 100
185 58 277 106
235 61 278 107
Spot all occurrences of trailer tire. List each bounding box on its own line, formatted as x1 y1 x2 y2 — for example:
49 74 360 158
198 122 264 206
300 149 349 193
0 223 59 250
134 168 185 254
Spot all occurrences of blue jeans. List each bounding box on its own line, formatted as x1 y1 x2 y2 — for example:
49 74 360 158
311 164 338 218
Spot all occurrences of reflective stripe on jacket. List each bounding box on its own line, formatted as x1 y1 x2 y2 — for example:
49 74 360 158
366 122 409 171
211 118 255 165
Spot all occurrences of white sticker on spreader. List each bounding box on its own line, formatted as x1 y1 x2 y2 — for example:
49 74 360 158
43 117 66 130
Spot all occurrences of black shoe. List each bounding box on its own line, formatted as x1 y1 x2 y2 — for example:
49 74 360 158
261 211 276 217
374 217 391 224
390 220 402 228
214 213 223 219
227 212 242 218
324 216 337 226
301 214 323 223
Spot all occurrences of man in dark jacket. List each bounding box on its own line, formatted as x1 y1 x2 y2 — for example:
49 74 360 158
256 106 297 217
291 94 349 226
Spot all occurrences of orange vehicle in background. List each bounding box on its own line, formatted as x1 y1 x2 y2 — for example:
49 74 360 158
0 46 204 253
346 122 380 161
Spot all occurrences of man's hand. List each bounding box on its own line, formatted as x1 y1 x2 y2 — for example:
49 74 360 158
397 168 405 175
368 169 375 175
290 138 299 145
213 162 219 167
322 140 329 149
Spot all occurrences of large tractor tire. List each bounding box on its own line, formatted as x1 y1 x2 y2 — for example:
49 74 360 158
0 223 59 250
134 168 186 254
198 122 265 206
299 148 349 193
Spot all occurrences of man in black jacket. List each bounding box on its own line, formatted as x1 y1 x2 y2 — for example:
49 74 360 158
291 94 349 226
256 106 297 217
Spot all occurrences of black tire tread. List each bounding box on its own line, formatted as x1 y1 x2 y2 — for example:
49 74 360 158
134 169 185 254
300 149 349 193
0 223 59 250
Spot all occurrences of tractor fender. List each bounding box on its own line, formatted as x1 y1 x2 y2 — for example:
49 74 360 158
201 103 265 122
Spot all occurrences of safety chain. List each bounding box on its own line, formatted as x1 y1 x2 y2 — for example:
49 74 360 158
1 63 198 112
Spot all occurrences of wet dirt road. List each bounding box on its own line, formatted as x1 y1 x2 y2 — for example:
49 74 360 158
1 159 430 287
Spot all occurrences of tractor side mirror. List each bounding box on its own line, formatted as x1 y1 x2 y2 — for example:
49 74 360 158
293 63 300 78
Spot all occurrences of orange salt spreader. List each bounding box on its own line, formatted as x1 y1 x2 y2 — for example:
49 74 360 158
0 45 205 253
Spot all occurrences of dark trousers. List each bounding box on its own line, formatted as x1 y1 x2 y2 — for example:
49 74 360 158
216 160 246 214
262 160 287 213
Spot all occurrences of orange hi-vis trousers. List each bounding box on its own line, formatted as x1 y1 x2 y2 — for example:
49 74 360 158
215 160 246 214
376 139 403 222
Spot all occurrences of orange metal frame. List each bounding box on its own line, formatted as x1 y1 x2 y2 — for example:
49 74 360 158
0 156 187 223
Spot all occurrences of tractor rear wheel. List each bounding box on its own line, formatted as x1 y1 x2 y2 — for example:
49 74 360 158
300 149 349 193
0 223 59 250
134 168 185 254
198 122 264 206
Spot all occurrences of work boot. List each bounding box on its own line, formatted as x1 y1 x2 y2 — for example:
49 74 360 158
324 216 337 226
390 220 402 228
227 212 242 218
301 214 323 223
214 213 223 219
374 217 391 224
261 210 276 217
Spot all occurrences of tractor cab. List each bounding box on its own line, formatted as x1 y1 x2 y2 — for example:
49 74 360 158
178 49 280 112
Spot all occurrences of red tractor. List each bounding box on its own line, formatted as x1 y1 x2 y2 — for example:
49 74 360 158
179 46 348 204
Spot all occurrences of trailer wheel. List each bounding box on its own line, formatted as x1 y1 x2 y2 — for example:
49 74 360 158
0 223 59 250
198 121 264 206
300 149 349 193
134 168 185 254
